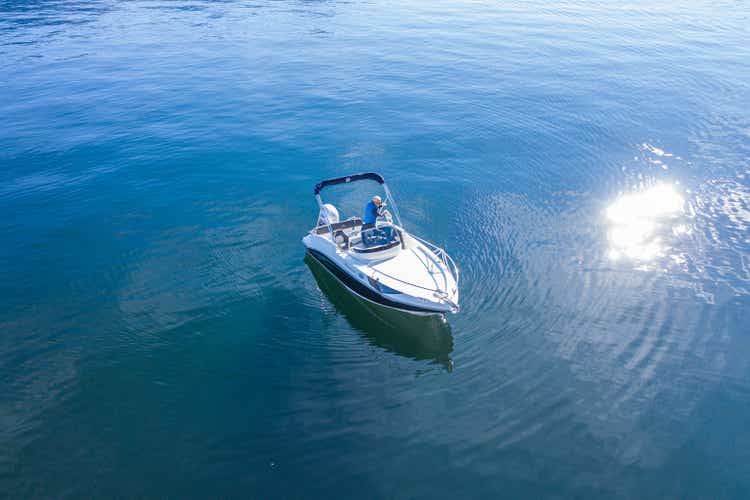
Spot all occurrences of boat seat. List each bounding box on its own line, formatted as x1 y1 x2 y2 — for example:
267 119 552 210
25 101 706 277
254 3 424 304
361 226 397 247
314 217 363 235
333 230 349 249
352 226 401 254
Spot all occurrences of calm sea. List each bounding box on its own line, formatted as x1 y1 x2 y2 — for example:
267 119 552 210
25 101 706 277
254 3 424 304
2 0 749 497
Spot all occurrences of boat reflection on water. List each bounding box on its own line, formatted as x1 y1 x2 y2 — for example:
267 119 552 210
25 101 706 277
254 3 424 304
304 254 454 371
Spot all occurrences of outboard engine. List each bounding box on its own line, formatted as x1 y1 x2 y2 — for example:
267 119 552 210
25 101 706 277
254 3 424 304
317 203 339 226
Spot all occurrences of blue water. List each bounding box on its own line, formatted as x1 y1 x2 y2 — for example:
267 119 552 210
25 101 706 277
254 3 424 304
2 0 750 497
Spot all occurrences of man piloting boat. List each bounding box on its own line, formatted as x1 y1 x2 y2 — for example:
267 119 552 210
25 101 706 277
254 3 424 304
363 195 382 230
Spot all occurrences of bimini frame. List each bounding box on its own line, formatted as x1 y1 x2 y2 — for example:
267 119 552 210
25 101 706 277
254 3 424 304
313 172 405 240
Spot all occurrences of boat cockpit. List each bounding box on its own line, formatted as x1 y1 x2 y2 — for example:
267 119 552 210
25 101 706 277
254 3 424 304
313 214 403 259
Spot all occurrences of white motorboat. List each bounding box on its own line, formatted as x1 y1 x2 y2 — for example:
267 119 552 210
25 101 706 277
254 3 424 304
302 172 459 315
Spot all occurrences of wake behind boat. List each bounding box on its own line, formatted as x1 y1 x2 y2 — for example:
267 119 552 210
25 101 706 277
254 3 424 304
303 172 459 315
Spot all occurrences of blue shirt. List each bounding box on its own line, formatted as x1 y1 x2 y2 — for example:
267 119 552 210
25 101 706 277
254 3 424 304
364 200 378 224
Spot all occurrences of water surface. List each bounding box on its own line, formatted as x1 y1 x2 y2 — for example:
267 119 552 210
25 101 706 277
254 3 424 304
2 0 750 497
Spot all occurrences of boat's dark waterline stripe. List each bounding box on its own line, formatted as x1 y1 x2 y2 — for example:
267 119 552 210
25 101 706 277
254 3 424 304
306 249 444 314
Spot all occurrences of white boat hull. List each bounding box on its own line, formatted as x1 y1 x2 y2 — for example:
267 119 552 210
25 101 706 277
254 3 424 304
303 228 459 315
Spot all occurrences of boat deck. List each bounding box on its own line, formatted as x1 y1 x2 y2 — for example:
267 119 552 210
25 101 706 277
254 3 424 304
346 242 451 301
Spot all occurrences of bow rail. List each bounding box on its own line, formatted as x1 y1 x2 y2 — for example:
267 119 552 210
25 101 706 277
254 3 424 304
366 232 459 311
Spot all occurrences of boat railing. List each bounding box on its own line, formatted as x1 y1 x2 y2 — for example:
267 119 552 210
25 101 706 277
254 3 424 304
408 233 460 291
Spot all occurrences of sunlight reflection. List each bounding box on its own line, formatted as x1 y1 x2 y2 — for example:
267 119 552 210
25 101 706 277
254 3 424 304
606 183 685 262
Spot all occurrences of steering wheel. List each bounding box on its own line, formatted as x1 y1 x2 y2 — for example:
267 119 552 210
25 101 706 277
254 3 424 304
377 203 393 223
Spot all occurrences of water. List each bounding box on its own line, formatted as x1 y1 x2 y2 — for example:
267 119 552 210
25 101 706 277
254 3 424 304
2 0 750 497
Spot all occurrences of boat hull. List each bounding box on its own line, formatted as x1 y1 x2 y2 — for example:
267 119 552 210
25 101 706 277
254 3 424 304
305 248 451 316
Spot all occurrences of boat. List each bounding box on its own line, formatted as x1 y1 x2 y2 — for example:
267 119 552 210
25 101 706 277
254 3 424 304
302 172 459 315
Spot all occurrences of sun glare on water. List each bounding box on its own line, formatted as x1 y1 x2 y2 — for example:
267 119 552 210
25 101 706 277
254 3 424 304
606 183 685 262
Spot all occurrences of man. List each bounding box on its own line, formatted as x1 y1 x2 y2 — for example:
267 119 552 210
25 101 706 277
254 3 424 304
362 195 382 230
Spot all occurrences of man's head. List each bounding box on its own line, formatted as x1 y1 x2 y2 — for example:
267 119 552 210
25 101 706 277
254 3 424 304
373 195 382 206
